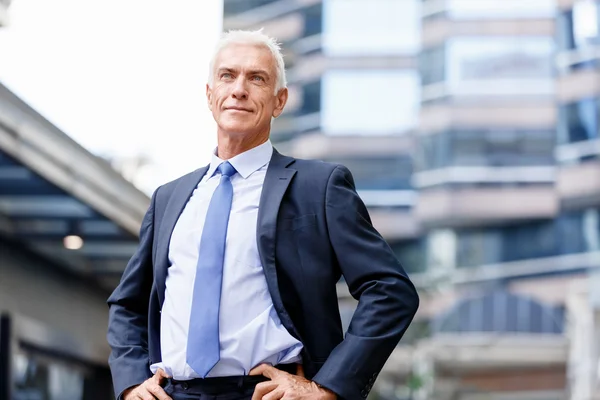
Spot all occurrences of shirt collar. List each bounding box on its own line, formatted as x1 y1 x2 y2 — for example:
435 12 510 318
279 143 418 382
206 139 273 179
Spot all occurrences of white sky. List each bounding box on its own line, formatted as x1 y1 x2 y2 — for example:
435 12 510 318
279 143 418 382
0 0 223 195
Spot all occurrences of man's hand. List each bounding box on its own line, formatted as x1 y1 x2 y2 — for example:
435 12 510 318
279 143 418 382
250 364 337 400
122 369 172 400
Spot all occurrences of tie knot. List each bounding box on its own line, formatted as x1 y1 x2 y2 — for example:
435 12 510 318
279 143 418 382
217 161 236 178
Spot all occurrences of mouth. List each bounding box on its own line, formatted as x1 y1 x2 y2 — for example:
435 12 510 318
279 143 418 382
224 107 252 113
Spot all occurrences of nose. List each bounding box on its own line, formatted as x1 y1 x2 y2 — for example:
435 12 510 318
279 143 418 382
231 77 248 100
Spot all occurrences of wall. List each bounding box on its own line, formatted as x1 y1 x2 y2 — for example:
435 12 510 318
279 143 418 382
0 236 112 363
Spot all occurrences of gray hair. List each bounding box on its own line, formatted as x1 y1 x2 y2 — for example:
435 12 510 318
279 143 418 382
208 29 287 95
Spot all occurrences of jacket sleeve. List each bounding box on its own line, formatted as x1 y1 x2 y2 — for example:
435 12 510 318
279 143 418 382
107 188 158 399
312 165 419 400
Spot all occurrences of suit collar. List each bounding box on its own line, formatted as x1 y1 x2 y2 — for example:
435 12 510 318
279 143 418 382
207 140 274 179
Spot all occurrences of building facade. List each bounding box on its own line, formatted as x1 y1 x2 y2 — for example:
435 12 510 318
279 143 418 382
223 0 600 399
0 81 149 399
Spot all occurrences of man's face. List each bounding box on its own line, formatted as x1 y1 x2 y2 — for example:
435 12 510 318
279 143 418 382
207 43 287 138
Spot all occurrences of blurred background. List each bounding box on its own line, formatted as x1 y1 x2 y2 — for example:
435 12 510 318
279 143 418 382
1 0 600 399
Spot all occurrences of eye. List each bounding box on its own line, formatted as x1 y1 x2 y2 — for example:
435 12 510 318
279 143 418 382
251 75 265 82
221 72 233 79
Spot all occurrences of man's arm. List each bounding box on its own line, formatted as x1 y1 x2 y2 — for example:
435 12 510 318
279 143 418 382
312 165 420 400
107 188 159 399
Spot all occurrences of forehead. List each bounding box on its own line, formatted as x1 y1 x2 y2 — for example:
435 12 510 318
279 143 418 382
214 43 276 74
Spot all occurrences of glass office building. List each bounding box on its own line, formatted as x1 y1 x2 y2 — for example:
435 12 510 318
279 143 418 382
223 0 600 398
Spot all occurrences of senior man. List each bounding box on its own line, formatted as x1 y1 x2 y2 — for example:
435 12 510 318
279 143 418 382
107 29 419 400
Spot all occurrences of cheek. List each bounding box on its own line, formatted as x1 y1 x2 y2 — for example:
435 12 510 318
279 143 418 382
212 87 229 105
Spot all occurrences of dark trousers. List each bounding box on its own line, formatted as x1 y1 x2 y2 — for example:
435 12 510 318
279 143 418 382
163 375 268 400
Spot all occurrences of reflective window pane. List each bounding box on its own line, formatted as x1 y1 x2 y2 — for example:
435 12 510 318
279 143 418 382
323 0 420 56
425 229 457 272
453 208 600 267
223 0 280 15
558 98 600 144
325 156 413 190
418 130 555 170
456 229 502 268
420 45 446 86
422 37 554 91
557 0 600 51
13 351 86 400
321 70 420 135
301 80 321 115
303 4 322 37
446 37 554 85
389 239 427 274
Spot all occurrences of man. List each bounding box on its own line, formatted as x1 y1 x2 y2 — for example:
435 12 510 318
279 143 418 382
107 29 419 400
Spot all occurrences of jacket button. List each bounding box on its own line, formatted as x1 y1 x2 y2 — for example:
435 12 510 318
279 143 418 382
361 389 368 398
181 382 189 390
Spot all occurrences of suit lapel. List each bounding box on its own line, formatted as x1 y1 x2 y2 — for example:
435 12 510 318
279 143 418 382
155 150 299 332
257 150 300 338
155 166 208 307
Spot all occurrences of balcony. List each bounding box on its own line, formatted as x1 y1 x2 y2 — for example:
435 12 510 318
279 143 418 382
286 132 414 159
419 103 556 134
557 160 600 209
556 68 600 102
369 207 420 241
422 17 554 48
415 185 558 228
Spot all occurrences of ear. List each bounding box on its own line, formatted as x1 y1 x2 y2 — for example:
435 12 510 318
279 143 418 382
272 87 288 118
206 83 213 111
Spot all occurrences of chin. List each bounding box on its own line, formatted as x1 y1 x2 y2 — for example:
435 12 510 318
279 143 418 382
219 120 254 135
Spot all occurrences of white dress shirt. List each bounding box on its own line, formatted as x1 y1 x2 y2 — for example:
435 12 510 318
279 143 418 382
150 140 303 380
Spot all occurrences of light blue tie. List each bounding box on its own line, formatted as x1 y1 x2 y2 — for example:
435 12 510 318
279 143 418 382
187 161 237 377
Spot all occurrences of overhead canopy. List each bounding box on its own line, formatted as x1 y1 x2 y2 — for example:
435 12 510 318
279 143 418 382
0 82 150 291
432 290 564 335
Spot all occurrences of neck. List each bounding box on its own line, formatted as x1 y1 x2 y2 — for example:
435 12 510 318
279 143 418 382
216 129 269 160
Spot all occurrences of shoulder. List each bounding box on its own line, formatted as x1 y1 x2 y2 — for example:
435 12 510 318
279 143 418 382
289 156 353 186
289 156 348 178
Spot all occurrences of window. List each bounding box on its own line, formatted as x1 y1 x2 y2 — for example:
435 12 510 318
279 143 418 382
389 239 427 274
420 45 446 86
300 80 321 115
454 209 600 267
323 0 420 56
321 70 420 135
558 98 600 145
559 208 600 253
456 229 503 268
223 0 280 16
13 351 86 400
418 129 555 171
425 229 457 273
456 220 556 267
421 37 554 94
400 319 431 345
326 156 413 190
557 0 600 52
303 4 322 38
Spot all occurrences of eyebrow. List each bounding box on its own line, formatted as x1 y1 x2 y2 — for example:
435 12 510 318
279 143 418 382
247 69 270 77
217 67 270 79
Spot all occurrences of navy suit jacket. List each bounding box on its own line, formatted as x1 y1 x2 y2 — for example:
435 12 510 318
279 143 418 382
107 149 419 400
